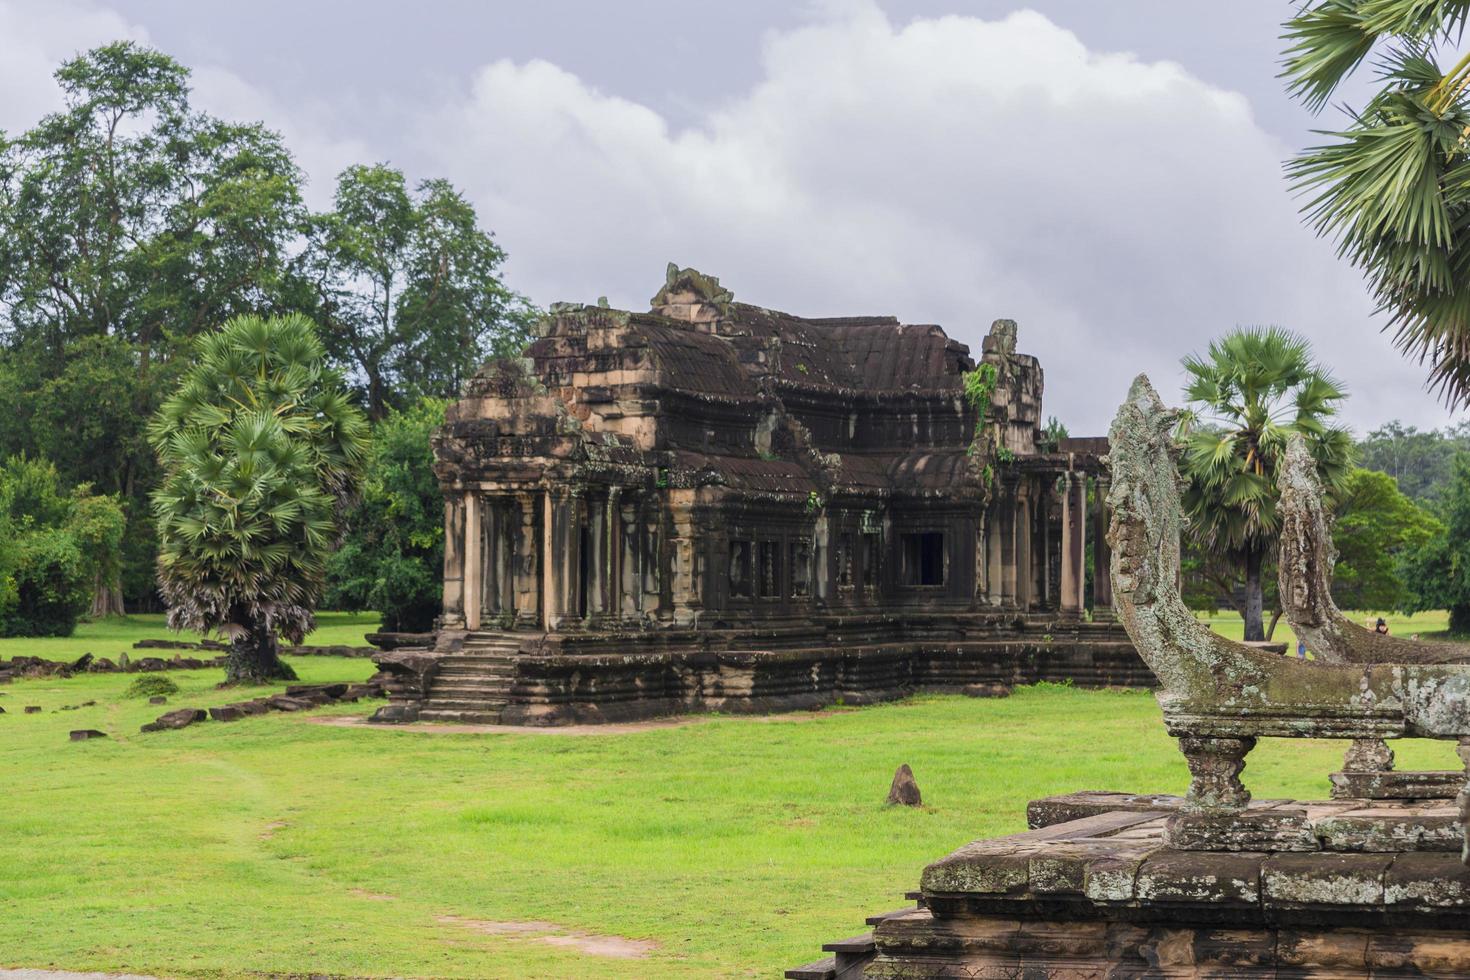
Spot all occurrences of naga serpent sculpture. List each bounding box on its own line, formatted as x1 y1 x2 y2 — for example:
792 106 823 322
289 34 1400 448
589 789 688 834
1107 375 1470 856
1277 430 1470 783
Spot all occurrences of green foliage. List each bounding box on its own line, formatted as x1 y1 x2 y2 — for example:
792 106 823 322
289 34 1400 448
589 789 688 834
0 44 535 609
961 363 999 454
0 455 124 635
4 529 90 637
1283 2 1470 404
1356 418 1470 503
123 675 179 699
150 313 369 653
1403 452 1470 630
1330 467 1443 611
326 399 447 632
299 164 537 419
1038 416 1069 453
1177 327 1355 640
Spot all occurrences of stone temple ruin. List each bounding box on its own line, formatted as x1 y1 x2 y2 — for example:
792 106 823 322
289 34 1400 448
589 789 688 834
789 376 1470 978
370 265 1145 725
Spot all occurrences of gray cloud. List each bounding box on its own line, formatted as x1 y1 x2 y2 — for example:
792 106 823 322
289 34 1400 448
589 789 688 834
1 0 1460 435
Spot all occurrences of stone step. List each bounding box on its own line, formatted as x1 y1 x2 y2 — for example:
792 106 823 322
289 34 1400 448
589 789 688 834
419 708 505 724
433 676 514 687
435 665 516 678
423 695 511 710
428 686 513 701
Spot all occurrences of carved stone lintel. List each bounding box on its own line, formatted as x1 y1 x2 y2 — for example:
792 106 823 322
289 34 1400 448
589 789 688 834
1179 735 1255 811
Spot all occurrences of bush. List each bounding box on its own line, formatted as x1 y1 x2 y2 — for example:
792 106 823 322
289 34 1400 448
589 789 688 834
3 529 90 637
326 399 446 631
124 675 180 699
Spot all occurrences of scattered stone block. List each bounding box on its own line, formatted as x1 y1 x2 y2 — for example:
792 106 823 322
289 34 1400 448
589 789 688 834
209 706 245 722
24 705 41 714
69 729 106 741
886 764 922 807
149 696 167 705
235 699 272 716
267 695 313 712
140 707 207 733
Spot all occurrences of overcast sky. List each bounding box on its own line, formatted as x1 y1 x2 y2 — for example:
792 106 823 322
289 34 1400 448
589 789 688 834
2 0 1460 436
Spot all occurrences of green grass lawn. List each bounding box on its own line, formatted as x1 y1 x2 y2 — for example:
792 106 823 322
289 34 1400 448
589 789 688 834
1197 608 1452 651
0 611 382 661
4 640 1463 979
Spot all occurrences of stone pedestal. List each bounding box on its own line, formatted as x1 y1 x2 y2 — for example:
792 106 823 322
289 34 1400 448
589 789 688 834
789 791 1470 978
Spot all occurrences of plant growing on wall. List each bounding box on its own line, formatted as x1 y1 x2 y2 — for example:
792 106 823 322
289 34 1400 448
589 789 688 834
962 363 1000 459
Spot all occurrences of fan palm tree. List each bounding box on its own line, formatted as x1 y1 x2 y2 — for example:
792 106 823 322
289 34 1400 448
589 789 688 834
1179 328 1355 641
149 313 368 683
1283 1 1470 404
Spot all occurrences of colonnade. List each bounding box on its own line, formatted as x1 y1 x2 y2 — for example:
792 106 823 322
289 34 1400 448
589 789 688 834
982 469 1112 619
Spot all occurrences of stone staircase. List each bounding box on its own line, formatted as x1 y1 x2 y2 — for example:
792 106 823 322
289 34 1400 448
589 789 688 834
417 634 522 724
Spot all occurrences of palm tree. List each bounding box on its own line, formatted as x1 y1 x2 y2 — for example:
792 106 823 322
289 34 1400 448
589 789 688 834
1283 2 1470 405
1179 328 1355 641
149 314 368 683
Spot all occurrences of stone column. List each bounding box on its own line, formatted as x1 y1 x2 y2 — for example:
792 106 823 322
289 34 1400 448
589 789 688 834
1092 472 1114 620
441 492 466 629
463 491 482 631
1060 471 1087 619
1016 484 1033 611
999 478 1017 607
514 491 541 630
984 507 1002 606
604 489 621 624
667 489 701 626
543 487 582 631
1037 478 1051 609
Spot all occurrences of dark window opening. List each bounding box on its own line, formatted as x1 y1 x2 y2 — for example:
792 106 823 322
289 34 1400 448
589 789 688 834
577 524 592 617
901 532 945 587
790 540 811 597
836 534 854 588
729 540 752 599
758 541 781 598
860 532 880 590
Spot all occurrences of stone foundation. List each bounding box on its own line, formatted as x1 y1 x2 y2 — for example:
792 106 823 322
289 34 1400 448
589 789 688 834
790 792 1470 978
370 615 1148 726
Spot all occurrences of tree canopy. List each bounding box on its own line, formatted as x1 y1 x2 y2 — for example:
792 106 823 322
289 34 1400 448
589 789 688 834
150 313 368 682
0 42 532 612
1178 327 1355 640
1283 2 1470 404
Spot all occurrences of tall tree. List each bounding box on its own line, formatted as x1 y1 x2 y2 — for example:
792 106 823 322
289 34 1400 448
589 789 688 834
1330 466 1443 610
1178 327 1355 641
300 164 534 419
1283 2 1470 404
150 314 367 683
1403 453 1470 631
0 42 307 607
325 398 447 632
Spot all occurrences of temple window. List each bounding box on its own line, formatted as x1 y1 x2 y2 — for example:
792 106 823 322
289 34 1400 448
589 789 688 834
790 540 811 597
729 540 753 598
901 532 944 587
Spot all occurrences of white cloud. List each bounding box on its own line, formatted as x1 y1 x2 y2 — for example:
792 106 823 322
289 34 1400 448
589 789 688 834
0 0 145 134
419 3 1437 434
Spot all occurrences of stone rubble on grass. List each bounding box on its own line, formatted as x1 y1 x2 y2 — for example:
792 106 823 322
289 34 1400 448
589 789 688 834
68 729 106 741
139 681 385 733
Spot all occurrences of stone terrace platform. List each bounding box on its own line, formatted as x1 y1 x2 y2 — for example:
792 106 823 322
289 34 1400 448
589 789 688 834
789 791 1470 978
